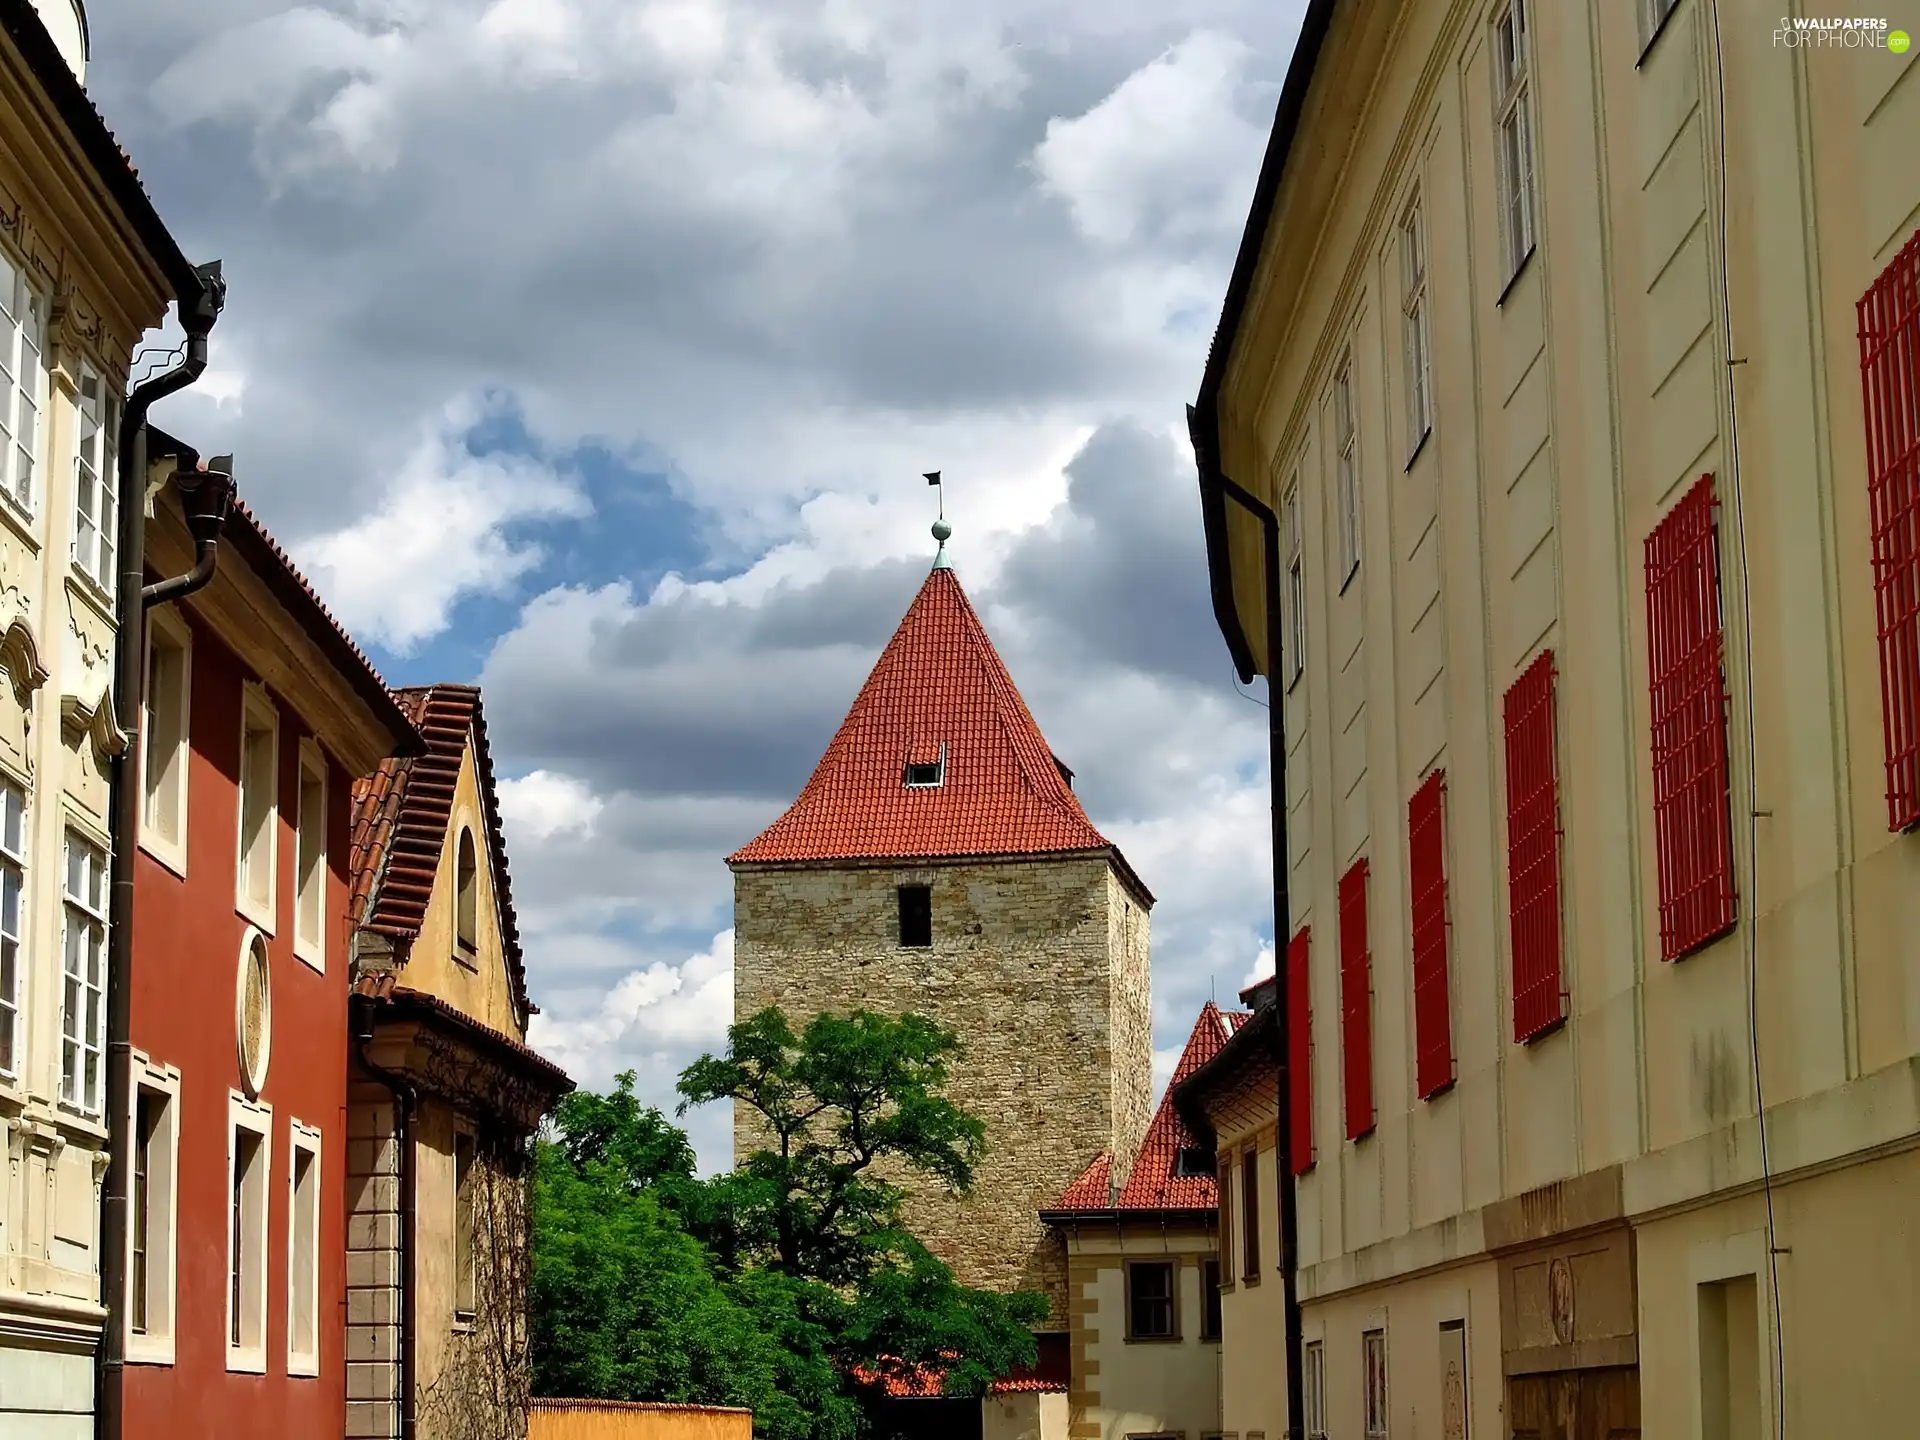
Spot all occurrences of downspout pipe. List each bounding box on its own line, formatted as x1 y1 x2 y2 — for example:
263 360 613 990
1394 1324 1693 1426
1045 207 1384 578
99 260 226 1440
1188 405 1305 1440
353 991 418 1440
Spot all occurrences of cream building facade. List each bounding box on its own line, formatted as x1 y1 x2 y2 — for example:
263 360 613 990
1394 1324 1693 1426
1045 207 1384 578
0 2 217 1432
1190 0 1920 1436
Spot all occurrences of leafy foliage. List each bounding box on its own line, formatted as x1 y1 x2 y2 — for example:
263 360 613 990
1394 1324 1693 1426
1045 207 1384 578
530 1010 1049 1438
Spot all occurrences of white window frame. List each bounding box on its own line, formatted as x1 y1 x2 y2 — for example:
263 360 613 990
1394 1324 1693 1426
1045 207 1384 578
235 683 278 933
1334 360 1361 587
71 360 119 596
1400 191 1433 455
226 1092 273 1374
1492 0 1538 287
1364 1327 1389 1440
0 249 46 516
0 777 25 1084
139 607 193 877
1305 1338 1327 1440
60 827 109 1115
126 1053 181 1365
287 1119 322 1377
293 739 326 971
1284 482 1306 690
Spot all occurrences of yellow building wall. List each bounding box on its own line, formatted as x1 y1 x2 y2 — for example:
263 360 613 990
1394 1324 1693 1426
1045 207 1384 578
1062 1222 1220 1440
1216 1130 1283 1437
528 1401 752 1440
403 741 521 1038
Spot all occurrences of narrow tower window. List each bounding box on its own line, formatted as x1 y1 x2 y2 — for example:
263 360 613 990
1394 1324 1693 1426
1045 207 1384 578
898 884 932 948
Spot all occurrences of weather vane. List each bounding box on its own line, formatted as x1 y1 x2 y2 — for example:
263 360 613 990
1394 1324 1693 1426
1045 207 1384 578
924 471 952 569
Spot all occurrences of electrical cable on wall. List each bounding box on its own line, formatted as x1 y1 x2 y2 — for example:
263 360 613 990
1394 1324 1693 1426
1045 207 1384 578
1707 4 1788 1434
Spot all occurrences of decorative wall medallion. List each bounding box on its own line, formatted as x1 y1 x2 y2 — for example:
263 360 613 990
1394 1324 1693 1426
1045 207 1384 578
1548 1256 1575 1345
235 931 273 1098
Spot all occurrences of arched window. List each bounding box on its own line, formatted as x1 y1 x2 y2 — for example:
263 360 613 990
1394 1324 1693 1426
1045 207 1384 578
455 828 478 955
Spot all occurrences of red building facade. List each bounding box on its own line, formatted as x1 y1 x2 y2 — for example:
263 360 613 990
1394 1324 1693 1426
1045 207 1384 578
121 450 415 1438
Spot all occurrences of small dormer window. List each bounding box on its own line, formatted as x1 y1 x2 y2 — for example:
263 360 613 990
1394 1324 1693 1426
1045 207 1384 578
903 744 946 789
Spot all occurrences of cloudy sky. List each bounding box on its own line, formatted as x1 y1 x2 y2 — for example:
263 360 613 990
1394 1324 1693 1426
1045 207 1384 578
92 0 1302 1170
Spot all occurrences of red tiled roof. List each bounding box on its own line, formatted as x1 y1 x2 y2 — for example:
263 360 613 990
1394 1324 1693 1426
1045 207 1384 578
729 568 1144 896
349 685 533 1021
1044 1003 1248 1217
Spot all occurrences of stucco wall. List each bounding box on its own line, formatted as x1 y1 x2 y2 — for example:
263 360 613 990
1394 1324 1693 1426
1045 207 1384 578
732 854 1151 1323
983 1390 1069 1440
1062 1222 1219 1440
529 1400 752 1440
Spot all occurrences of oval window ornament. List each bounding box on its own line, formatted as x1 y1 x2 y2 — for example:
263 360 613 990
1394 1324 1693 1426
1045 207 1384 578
235 930 272 1097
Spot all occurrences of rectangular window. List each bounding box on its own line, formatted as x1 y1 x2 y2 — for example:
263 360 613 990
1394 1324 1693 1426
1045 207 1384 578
72 362 119 594
1855 227 1920 831
1339 858 1375 1140
0 781 22 1080
1492 0 1537 284
141 614 191 865
1364 1329 1389 1440
1201 1258 1223 1341
1240 1147 1261 1281
128 1063 181 1362
1217 1155 1235 1289
1409 771 1455 1098
897 884 931 949
1504 650 1566 1042
1305 1340 1327 1440
1401 195 1433 451
1285 484 1306 687
227 1099 271 1370
61 832 108 1114
1645 474 1738 960
454 1130 477 1323
0 251 45 512
294 744 327 966
1335 361 1361 584
289 1123 321 1374
1287 926 1314 1175
236 688 278 926
1125 1260 1177 1341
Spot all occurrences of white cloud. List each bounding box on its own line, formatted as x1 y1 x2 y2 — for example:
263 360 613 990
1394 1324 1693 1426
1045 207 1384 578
1241 941 1275 990
1033 31 1268 248
496 769 604 842
292 398 589 652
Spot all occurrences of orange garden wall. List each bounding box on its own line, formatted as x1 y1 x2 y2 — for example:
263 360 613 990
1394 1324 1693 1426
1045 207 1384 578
529 1400 753 1440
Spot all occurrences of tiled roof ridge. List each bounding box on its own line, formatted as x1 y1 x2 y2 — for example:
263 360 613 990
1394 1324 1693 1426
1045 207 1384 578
349 684 534 1023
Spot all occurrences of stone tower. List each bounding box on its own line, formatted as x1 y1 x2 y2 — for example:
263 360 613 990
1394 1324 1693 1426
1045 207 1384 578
728 542 1153 1324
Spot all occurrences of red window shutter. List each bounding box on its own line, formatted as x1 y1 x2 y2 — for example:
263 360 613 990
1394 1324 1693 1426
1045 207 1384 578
1644 474 1739 960
1408 770 1454 1098
1287 926 1313 1175
1504 651 1566 1043
1858 228 1920 831
1338 859 1375 1140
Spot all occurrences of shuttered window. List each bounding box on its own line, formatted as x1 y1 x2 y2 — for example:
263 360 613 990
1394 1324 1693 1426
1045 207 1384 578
1287 926 1313 1175
1645 474 1738 960
1858 227 1920 831
1408 770 1454 1097
1504 651 1566 1042
1338 860 1374 1140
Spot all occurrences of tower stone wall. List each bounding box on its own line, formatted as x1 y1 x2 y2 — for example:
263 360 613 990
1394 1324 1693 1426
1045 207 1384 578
732 852 1152 1326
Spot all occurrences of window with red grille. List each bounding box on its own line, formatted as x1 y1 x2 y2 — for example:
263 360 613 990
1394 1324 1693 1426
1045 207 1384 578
1408 770 1454 1097
1503 650 1565 1043
1644 474 1738 960
1858 228 1920 831
1287 926 1313 1175
1338 859 1375 1140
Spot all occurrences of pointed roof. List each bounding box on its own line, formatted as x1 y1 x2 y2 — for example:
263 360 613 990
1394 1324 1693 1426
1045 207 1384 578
1044 1002 1249 1217
349 684 533 1024
730 567 1148 899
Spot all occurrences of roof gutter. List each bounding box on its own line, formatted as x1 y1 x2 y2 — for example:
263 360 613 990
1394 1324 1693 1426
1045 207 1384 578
99 260 227 1440
1192 0 1338 683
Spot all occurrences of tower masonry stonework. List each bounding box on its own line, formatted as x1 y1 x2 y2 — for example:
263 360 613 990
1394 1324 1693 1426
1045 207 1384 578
728 556 1154 1328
